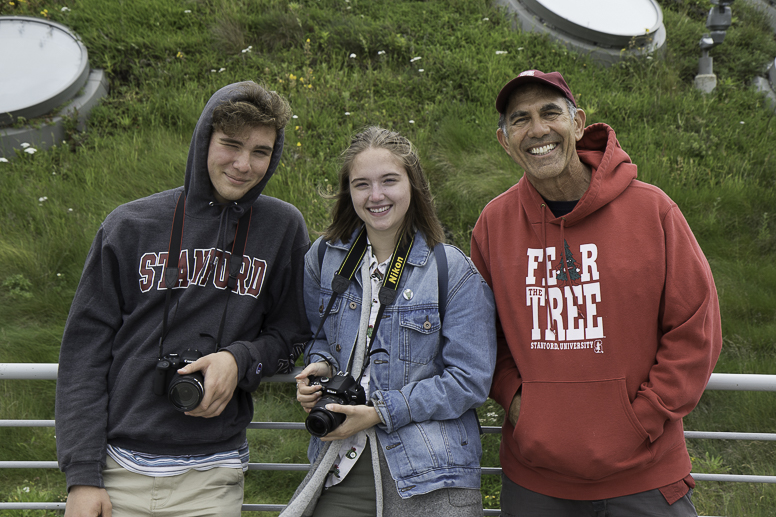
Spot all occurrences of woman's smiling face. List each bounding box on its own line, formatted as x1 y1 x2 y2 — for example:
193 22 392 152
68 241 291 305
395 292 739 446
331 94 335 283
349 147 412 245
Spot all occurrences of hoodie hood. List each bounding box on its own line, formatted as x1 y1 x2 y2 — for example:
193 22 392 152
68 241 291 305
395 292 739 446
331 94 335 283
183 82 285 217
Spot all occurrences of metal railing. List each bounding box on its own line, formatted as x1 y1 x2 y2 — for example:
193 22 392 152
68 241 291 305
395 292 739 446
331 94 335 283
2 364 775 514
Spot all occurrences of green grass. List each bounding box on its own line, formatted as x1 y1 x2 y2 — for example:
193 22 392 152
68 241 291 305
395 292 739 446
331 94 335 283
1 0 776 515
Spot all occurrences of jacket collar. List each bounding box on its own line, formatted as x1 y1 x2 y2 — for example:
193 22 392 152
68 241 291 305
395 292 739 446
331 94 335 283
328 227 432 268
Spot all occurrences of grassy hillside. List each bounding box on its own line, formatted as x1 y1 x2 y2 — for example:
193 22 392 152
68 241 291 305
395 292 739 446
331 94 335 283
1 0 775 515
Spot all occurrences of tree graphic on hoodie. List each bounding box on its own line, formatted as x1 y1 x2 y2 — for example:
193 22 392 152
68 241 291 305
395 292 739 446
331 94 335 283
556 240 581 283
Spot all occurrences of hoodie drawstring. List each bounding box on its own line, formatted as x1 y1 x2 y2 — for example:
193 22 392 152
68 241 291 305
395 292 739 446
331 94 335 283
541 205 586 341
204 201 245 284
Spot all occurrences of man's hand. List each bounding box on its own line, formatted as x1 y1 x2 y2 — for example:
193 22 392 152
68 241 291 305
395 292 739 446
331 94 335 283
178 351 239 418
508 392 521 427
319 404 381 442
64 485 112 517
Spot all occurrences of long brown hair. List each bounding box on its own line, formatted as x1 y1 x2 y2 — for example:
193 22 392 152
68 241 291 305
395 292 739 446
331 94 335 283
323 126 445 249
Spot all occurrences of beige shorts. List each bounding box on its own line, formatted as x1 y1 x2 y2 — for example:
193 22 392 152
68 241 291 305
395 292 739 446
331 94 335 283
103 455 244 517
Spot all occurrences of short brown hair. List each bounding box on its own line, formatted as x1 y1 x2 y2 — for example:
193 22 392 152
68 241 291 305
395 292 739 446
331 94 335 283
324 126 445 249
212 82 291 135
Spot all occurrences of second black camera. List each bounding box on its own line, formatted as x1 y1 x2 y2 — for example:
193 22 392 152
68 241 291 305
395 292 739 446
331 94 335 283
153 349 204 412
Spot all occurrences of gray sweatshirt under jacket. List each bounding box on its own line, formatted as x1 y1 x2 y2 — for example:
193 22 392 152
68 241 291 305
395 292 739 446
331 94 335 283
55 82 311 490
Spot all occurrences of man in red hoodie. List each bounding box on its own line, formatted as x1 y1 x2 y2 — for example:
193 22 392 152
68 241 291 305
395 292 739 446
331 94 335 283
470 70 722 516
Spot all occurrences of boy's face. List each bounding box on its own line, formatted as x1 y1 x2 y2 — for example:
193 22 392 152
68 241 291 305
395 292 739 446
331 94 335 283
207 125 276 203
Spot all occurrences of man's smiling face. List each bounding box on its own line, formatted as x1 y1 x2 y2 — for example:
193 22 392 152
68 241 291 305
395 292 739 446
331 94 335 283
497 84 585 192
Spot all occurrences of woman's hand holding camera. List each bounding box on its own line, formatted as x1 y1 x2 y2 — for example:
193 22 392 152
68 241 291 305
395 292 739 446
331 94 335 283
177 350 238 418
295 362 330 412
317 404 381 442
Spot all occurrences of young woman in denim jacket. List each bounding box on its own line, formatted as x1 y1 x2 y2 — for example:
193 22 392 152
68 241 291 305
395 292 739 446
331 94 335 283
281 127 497 517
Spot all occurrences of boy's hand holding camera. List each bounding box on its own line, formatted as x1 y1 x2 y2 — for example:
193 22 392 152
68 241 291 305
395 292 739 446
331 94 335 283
295 362 381 442
177 350 239 418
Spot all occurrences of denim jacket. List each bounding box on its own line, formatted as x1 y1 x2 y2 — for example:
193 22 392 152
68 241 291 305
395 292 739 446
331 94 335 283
303 229 497 498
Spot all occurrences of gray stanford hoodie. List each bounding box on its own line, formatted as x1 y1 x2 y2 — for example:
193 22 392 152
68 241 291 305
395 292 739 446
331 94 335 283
55 82 311 490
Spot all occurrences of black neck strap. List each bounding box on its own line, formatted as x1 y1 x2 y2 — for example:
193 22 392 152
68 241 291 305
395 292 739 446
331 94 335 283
310 227 414 377
159 194 252 359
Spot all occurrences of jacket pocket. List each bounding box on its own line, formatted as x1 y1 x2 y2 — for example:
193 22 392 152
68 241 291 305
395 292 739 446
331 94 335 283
398 308 441 365
393 416 480 476
514 378 652 480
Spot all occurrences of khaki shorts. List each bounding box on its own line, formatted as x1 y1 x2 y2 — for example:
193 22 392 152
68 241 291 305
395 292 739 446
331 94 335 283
103 455 244 517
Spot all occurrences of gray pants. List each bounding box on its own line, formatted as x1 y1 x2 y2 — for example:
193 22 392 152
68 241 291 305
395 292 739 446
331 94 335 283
313 440 482 517
500 474 698 517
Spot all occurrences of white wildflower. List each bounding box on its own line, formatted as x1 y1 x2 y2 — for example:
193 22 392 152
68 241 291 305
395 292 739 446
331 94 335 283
482 17 489 21
25 148 37 154
740 121 745 124
68 208 74 212
345 112 351 116
61 6 71 12
377 50 386 55
409 120 415 124
211 69 217 73
0 157 8 163
410 57 421 62
495 51 508 55
218 68 226 72
518 47 524 51
20 143 30 149
349 53 357 58
23 487 30 493
184 9 191 13
39 196 48 202
418 69 424 72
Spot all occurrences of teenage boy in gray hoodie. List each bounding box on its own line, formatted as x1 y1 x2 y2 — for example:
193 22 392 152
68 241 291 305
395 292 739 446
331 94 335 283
55 82 311 517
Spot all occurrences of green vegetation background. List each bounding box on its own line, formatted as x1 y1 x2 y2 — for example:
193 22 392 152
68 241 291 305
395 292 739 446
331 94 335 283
1 0 775 515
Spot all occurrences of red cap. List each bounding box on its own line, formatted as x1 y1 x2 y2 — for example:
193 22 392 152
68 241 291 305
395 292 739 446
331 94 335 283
496 70 577 113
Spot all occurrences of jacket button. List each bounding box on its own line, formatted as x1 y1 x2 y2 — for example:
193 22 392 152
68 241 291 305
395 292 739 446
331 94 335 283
349 302 357 310
319 304 324 313
336 344 341 352
423 321 432 330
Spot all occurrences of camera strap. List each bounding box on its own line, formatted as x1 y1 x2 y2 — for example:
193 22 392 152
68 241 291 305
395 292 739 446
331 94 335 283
310 226 370 342
158 193 252 359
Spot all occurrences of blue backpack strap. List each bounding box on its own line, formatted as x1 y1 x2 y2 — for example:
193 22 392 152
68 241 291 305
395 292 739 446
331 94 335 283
317 238 327 275
434 243 448 325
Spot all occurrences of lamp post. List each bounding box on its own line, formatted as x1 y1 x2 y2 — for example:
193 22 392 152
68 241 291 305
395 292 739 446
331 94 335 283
695 0 733 93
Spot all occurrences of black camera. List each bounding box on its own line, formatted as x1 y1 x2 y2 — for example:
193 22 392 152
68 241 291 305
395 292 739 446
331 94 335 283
305 373 366 437
153 349 204 412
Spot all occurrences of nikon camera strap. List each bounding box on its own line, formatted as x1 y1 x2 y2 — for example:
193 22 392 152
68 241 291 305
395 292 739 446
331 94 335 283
309 226 414 376
158 193 252 359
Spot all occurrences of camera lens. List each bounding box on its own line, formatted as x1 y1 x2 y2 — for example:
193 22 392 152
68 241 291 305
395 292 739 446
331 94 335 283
305 400 345 437
168 373 204 412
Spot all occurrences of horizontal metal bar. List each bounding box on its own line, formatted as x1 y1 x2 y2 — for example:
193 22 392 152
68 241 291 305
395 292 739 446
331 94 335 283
705 373 776 391
0 363 300 382
0 419 55 427
3 421 776 444
684 431 776 441
6 364 776 391
692 473 776 483
247 422 305 430
247 462 309 471
5 460 772 485
0 503 66 510
0 461 59 469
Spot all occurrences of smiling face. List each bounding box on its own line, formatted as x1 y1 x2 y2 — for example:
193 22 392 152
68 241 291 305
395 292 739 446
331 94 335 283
497 84 587 200
207 126 276 203
349 147 412 247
